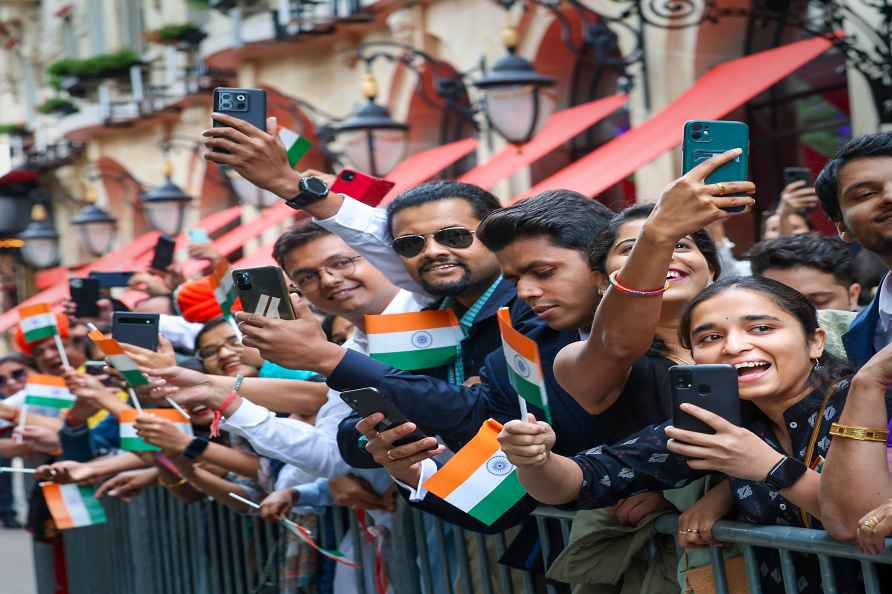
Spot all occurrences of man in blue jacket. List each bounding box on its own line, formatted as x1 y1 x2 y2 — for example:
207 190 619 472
815 132 892 367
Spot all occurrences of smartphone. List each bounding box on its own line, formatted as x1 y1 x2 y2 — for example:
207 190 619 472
69 277 100 318
149 234 176 272
188 228 210 245
682 120 750 212
670 364 742 435
783 166 811 187
85 361 107 376
213 87 267 133
112 312 160 351
340 387 429 447
89 271 135 288
331 169 396 207
232 266 296 320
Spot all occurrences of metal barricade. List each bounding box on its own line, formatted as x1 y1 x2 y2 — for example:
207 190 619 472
58 490 892 594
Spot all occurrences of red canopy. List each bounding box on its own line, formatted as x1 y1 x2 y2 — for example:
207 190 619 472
516 36 834 201
380 138 478 204
459 95 628 190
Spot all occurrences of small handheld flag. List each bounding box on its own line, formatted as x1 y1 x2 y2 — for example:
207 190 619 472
423 419 526 526
497 308 551 422
209 260 237 318
86 327 149 387
279 127 312 168
19 303 58 343
42 483 107 529
119 408 193 452
366 310 464 371
24 374 75 409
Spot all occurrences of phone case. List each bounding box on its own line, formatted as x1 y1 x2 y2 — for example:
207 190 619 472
340 388 428 446
232 266 296 320
682 120 749 210
331 169 396 207
670 364 742 435
112 312 160 351
89 271 135 288
213 88 267 132
69 277 100 318
150 235 176 271
783 167 811 187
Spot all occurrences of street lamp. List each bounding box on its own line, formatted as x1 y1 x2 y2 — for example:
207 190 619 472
140 161 192 236
473 27 556 145
71 193 117 257
334 73 408 177
19 203 60 268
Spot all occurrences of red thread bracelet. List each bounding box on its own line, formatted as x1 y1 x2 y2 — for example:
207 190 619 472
210 390 238 438
608 270 668 297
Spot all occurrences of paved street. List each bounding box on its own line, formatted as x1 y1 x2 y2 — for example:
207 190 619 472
0 527 35 594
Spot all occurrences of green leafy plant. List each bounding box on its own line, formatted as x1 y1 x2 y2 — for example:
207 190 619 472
0 123 29 135
46 49 141 81
37 97 78 115
154 23 207 45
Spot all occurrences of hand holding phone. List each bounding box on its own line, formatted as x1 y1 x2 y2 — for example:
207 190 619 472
331 169 395 207
212 88 267 133
669 365 742 435
112 312 160 351
340 388 429 447
150 235 176 272
682 120 750 213
232 266 295 319
69 277 100 318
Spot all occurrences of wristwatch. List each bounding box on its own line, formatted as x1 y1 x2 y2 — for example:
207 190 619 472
284 176 330 210
182 437 210 461
763 456 807 490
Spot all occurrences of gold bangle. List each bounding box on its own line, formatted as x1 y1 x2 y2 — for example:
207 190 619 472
829 423 890 443
160 477 188 489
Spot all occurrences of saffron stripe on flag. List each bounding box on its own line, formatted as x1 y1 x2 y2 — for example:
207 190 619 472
496 308 539 364
19 303 52 318
42 484 74 529
42 483 106 529
424 419 503 496
366 310 461 334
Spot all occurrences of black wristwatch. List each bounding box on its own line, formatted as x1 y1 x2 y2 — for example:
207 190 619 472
763 456 807 490
182 437 210 461
284 176 330 210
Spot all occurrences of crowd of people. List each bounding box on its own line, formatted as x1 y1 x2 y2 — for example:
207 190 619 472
2 117 892 594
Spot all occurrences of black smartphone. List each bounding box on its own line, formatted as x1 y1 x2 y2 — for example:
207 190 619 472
232 266 296 320
112 312 160 351
89 271 135 288
69 277 100 318
340 387 429 447
85 361 107 376
670 364 742 435
783 167 811 187
213 87 267 132
150 235 176 272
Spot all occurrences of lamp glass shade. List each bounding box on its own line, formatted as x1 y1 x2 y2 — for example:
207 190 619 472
483 84 556 145
143 201 186 236
21 237 59 268
339 128 407 177
79 221 116 256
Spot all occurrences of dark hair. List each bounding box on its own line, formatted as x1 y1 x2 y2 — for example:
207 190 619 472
0 353 35 370
679 276 852 391
852 248 887 306
476 190 614 253
746 233 856 286
815 132 892 221
273 222 333 269
194 317 231 351
588 203 722 278
386 181 502 238
760 210 814 236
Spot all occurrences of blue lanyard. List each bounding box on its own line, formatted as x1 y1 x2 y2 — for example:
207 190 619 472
440 276 503 385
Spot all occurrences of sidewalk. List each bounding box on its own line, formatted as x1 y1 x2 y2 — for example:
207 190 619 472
0 527 35 594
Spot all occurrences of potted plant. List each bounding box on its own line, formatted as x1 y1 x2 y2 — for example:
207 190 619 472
145 23 207 47
47 49 142 98
0 123 30 136
37 97 79 116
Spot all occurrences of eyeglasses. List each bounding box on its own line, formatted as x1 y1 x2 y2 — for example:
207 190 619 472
391 226 475 258
198 336 242 360
292 256 363 291
0 368 27 386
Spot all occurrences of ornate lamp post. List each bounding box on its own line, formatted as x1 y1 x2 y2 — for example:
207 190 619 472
18 203 60 268
139 161 192 236
71 188 117 257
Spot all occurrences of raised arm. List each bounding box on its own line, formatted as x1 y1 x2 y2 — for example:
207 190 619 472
554 149 754 413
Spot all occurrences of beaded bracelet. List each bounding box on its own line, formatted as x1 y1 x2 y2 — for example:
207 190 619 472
608 270 668 297
828 422 889 443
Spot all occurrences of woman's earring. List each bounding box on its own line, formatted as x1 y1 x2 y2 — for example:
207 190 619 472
812 358 822 372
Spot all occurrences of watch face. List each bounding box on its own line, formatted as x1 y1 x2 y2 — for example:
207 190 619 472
305 177 328 195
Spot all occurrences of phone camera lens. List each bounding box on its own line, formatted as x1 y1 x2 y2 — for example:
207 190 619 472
235 102 246 110
236 94 246 101
235 272 252 290
691 131 702 140
343 171 355 181
675 372 693 389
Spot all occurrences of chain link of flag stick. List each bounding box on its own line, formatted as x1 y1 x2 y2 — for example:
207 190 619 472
228 492 359 568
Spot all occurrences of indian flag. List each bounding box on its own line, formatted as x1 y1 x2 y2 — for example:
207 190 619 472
210 260 236 317
87 330 149 387
497 308 551 422
423 419 526 526
42 483 107 529
24 374 75 409
19 303 58 343
119 408 193 452
366 310 464 370
279 127 312 168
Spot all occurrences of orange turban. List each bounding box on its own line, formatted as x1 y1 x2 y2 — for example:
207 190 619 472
174 277 242 323
15 311 70 355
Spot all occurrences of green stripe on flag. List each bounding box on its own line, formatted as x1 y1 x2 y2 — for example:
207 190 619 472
77 486 107 524
286 137 312 167
23 325 57 343
120 437 160 452
370 345 458 371
467 471 526 526
121 369 149 386
25 395 74 409
507 369 551 422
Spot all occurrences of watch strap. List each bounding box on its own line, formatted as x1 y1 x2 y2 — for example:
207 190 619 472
764 456 807 490
182 437 210 461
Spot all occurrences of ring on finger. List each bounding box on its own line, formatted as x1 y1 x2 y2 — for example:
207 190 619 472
863 516 880 531
680 528 700 534
386 449 396 462
716 183 727 195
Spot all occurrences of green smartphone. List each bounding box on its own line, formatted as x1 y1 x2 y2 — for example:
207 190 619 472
682 120 750 212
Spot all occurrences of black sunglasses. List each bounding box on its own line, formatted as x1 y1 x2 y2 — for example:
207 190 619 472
391 227 475 258
0 368 27 386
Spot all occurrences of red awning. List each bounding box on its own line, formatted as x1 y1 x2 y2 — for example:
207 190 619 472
380 138 478 204
459 95 628 190
516 36 834 201
132 205 244 270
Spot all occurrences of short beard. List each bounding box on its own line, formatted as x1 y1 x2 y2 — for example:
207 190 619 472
420 269 474 297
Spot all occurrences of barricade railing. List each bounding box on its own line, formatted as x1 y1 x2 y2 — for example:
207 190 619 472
58 488 892 594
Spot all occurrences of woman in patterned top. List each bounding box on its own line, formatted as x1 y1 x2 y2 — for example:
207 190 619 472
500 276 891 594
